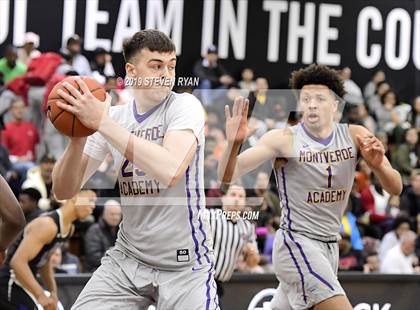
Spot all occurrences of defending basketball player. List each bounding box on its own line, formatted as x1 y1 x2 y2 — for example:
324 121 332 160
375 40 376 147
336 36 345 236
52 30 218 309
0 176 25 266
0 190 96 310
218 64 402 310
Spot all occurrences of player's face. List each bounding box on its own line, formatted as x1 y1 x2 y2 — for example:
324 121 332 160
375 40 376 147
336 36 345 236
299 84 338 130
75 191 97 220
126 48 176 103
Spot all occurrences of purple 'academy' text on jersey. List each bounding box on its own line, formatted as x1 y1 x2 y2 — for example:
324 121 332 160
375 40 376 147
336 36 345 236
83 92 214 270
275 123 357 242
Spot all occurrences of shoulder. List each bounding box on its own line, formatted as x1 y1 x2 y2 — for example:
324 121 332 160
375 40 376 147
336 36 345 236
167 92 205 118
171 92 203 109
348 124 371 149
25 216 58 241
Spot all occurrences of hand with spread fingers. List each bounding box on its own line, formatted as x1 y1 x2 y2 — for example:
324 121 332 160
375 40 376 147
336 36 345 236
356 133 385 169
224 96 250 145
56 77 111 131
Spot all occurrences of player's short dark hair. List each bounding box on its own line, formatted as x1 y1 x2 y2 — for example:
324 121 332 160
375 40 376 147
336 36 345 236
289 64 345 98
19 188 42 203
123 29 176 63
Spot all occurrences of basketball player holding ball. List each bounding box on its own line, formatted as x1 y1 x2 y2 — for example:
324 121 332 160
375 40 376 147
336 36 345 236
218 64 402 310
52 30 218 309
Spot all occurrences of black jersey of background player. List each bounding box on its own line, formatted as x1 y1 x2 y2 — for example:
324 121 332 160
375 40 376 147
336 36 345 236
0 210 73 277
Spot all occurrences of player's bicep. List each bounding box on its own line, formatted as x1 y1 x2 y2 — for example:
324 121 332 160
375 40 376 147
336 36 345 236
163 129 197 181
236 129 287 177
11 219 56 264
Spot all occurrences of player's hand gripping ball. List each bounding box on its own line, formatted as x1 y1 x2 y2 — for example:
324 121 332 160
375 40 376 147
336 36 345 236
47 76 107 137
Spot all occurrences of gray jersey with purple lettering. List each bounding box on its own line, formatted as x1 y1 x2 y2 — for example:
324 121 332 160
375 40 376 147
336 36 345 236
276 122 357 241
84 92 214 270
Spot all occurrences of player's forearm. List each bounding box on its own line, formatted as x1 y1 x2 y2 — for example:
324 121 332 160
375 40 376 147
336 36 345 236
0 177 25 249
372 160 403 196
39 262 57 296
98 116 178 187
217 142 241 183
10 258 45 299
52 138 86 199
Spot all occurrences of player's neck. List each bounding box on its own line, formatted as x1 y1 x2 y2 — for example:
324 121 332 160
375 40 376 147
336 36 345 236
302 122 334 140
60 204 78 227
133 92 164 114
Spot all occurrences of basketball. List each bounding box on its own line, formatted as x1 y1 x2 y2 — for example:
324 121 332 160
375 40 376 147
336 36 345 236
47 76 106 137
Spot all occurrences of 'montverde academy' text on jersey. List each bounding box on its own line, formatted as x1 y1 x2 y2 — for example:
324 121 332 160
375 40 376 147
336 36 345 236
84 92 214 270
276 123 357 242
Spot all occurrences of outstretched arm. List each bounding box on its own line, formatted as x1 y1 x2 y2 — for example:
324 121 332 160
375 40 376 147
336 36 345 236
217 97 290 183
0 176 25 259
350 125 402 195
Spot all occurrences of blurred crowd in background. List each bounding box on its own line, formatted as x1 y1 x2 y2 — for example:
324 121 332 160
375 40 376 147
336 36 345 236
0 32 419 276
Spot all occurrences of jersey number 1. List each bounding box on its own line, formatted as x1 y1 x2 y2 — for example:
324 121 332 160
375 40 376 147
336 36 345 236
326 165 332 188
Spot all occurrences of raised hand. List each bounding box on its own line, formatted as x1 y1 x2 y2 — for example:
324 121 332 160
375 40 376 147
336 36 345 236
224 96 249 145
356 134 385 169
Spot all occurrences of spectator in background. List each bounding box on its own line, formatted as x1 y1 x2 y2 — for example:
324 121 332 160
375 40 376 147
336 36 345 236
392 128 419 184
63 35 91 76
378 216 411 261
360 175 392 237
1 98 39 178
380 230 418 274
17 32 41 65
410 96 420 129
193 45 233 106
363 252 380 273
238 68 256 92
341 204 364 251
84 200 122 272
90 47 115 84
0 134 11 178
22 154 55 211
367 80 390 113
341 67 364 105
18 187 43 222
376 90 401 134
338 233 364 271
0 45 27 85
400 170 420 228
248 77 276 121
50 243 80 274
357 104 376 133
363 70 385 100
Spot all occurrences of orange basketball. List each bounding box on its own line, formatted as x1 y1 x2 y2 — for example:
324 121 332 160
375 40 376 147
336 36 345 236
47 76 106 137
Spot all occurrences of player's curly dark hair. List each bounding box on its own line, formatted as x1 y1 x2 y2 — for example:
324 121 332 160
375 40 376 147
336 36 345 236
289 64 345 98
123 29 176 63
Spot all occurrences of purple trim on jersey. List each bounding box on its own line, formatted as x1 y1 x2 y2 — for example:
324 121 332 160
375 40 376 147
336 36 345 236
281 167 293 231
212 279 219 308
132 99 165 123
282 230 307 304
281 167 335 291
288 231 335 291
194 146 211 264
185 166 202 265
301 123 334 146
205 263 214 310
